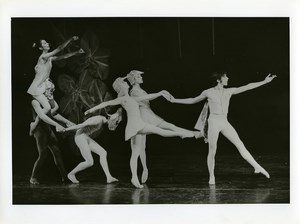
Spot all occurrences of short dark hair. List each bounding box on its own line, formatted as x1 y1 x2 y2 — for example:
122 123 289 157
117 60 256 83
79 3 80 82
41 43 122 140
211 71 227 84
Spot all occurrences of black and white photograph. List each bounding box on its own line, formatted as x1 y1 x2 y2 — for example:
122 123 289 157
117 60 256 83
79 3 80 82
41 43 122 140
1 0 300 224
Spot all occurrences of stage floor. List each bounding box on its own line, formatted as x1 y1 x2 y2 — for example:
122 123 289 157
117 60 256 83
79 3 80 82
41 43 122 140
13 154 289 204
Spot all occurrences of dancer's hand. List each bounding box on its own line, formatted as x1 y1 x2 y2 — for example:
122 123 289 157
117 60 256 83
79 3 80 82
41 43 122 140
160 90 171 100
265 73 277 83
78 48 85 54
72 36 79 41
56 124 65 132
66 121 76 128
84 109 94 115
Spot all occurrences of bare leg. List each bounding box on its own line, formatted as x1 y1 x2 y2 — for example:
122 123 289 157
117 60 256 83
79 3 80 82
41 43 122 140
68 135 94 184
88 138 118 183
48 143 67 182
221 123 270 178
136 135 148 183
139 124 194 138
207 123 220 185
30 130 49 184
159 121 203 139
130 137 143 188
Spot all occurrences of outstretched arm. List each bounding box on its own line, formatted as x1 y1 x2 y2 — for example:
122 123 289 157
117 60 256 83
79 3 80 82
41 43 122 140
169 91 207 104
52 48 84 61
232 73 277 95
42 36 79 59
64 116 104 131
85 98 122 115
134 91 166 102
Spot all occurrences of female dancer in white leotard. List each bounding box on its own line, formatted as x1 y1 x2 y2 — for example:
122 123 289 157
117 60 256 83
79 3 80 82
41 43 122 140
127 70 203 184
169 72 276 185
28 36 84 133
85 77 200 188
63 110 122 184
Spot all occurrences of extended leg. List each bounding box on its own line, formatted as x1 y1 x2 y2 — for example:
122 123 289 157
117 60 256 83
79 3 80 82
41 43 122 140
221 122 270 179
159 121 203 139
139 124 194 139
88 138 118 183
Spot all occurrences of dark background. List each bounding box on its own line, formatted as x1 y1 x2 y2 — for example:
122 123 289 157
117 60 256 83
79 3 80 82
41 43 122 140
12 18 289 183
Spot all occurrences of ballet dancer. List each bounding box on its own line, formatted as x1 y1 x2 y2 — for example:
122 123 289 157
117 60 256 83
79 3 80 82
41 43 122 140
85 77 200 188
62 109 123 184
127 70 203 184
169 72 276 184
28 36 84 134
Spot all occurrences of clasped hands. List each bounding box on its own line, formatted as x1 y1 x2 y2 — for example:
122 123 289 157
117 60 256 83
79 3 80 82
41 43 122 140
160 90 175 102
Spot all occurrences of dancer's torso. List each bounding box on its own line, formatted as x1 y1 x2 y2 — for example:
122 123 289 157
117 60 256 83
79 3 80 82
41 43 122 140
130 86 150 107
27 57 53 95
77 116 105 136
204 87 236 116
121 96 143 122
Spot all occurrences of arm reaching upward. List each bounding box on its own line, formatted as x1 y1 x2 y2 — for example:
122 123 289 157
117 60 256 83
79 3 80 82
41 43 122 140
52 48 84 61
232 73 277 95
42 36 79 59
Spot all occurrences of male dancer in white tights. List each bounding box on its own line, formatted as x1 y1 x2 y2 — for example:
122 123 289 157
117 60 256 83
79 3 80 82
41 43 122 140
169 72 276 184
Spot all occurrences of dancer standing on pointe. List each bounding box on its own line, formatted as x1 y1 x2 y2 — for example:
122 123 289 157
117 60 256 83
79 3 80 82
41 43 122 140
62 109 122 184
28 36 84 134
168 72 276 184
127 70 203 184
85 77 201 188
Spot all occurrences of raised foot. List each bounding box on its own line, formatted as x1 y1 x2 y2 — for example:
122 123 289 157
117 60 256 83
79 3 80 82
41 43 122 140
30 177 40 185
29 122 38 136
254 168 270 179
141 169 148 184
131 178 143 189
107 177 119 183
193 131 203 139
67 173 80 184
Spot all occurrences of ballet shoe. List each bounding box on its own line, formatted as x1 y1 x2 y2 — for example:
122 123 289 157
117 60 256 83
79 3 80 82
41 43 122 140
107 177 119 183
30 177 40 185
254 168 270 179
208 176 215 185
131 178 143 189
193 131 203 139
141 170 148 183
67 173 80 184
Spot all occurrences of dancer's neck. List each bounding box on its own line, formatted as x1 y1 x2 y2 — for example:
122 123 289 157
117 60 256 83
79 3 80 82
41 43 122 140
214 83 224 90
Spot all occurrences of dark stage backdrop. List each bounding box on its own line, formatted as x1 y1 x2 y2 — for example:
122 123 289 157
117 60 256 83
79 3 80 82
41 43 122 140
11 18 289 181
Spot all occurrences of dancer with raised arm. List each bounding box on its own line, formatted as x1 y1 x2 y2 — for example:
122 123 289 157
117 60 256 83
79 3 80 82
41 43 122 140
62 109 122 184
85 77 200 188
30 86 76 184
127 70 203 184
169 72 276 185
28 36 84 134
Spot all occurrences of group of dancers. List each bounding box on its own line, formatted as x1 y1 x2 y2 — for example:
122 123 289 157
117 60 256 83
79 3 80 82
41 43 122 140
27 36 276 188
